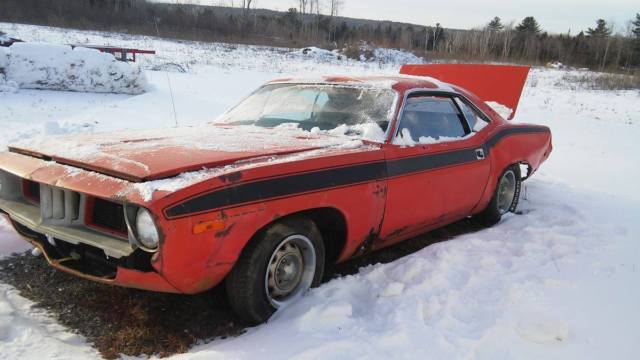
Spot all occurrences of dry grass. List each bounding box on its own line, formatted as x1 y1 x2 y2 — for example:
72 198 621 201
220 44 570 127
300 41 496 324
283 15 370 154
558 71 640 90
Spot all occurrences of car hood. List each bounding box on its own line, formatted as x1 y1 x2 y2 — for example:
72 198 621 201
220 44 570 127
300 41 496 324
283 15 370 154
8 125 356 182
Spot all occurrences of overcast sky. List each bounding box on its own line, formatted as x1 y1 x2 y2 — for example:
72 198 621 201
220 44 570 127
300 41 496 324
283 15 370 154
203 0 637 34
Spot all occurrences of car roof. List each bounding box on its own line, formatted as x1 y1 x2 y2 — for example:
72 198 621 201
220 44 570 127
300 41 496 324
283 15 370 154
266 75 458 94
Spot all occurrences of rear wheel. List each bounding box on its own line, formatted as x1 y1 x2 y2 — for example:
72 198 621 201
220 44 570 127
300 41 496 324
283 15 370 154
475 165 521 226
225 216 325 324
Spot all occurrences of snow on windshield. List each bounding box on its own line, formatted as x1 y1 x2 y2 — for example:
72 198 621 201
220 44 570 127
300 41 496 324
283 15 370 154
216 84 396 142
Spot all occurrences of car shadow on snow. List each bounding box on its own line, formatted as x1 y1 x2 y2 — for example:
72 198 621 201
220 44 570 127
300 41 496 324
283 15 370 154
0 218 485 359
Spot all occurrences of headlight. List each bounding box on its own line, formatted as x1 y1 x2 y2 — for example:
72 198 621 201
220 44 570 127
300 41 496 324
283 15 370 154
135 208 160 250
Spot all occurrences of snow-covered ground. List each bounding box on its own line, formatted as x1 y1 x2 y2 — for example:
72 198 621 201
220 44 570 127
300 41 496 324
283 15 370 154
0 23 639 359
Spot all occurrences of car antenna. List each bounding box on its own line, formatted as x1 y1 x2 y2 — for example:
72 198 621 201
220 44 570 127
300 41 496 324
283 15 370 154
154 17 178 128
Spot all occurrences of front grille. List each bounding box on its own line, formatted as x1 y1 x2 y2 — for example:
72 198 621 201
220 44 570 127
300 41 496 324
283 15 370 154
23 180 40 203
91 198 128 235
40 185 81 223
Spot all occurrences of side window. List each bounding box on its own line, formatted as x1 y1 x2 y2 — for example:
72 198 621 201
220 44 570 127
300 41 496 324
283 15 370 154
396 95 468 145
454 97 490 132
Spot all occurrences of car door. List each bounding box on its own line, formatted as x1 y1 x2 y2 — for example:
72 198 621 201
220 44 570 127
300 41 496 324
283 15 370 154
377 92 491 248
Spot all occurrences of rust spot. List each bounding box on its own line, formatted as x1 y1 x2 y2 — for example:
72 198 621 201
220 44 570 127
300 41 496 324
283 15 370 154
218 171 242 184
215 222 236 238
112 193 130 202
228 208 263 219
386 225 409 239
353 228 377 257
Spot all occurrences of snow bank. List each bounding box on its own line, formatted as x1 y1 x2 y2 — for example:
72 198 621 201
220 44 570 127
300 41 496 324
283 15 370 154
3 43 147 94
0 47 17 93
372 47 424 65
292 46 422 66
0 283 99 358
0 46 8 69
293 47 344 61
0 77 18 93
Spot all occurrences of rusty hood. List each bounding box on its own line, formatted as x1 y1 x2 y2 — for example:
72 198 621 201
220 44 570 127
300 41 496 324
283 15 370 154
8 125 354 182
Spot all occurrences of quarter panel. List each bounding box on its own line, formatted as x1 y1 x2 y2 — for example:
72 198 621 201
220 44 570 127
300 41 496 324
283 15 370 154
472 125 552 214
154 149 388 293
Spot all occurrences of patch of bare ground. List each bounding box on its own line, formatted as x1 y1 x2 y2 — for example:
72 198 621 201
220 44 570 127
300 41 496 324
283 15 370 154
0 217 484 358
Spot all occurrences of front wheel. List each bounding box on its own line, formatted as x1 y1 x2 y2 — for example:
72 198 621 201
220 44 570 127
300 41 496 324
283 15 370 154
475 165 521 226
225 216 325 325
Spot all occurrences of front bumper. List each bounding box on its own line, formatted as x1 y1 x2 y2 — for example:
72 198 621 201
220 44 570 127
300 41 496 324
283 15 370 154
1 211 180 293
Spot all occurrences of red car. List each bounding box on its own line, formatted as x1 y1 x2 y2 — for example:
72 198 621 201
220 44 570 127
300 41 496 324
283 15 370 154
0 64 551 324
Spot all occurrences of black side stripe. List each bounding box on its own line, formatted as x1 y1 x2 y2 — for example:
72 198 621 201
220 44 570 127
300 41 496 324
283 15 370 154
165 126 549 218
386 148 478 177
486 126 549 149
166 161 387 218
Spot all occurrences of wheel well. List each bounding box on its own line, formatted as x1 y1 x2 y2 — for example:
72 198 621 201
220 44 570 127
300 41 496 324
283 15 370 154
256 208 347 268
518 162 532 180
244 208 348 268
299 208 347 266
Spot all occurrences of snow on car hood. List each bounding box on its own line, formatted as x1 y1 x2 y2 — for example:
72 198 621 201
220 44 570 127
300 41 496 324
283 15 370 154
8 124 364 182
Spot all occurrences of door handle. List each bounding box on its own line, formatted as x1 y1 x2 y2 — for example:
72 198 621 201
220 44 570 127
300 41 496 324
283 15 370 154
475 148 485 160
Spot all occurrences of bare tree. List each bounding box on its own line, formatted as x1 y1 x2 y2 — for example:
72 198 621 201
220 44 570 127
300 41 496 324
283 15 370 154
299 0 308 14
328 0 343 17
600 21 615 69
501 22 515 59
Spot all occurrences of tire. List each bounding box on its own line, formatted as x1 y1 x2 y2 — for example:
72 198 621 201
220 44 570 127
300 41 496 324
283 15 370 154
225 215 325 325
475 165 521 226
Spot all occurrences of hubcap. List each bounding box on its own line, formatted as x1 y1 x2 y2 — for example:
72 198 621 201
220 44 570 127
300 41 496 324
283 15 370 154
497 170 517 215
265 234 316 308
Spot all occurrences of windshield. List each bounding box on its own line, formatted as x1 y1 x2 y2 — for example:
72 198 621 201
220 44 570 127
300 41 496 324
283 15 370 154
216 83 397 138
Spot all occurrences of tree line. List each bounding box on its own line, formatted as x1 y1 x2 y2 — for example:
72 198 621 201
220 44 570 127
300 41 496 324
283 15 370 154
443 16 640 71
1 0 639 71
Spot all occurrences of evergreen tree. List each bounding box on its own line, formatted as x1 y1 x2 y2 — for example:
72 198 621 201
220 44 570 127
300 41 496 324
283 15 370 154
631 13 640 39
433 23 444 51
516 16 541 34
586 19 612 38
487 16 503 32
631 13 640 65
